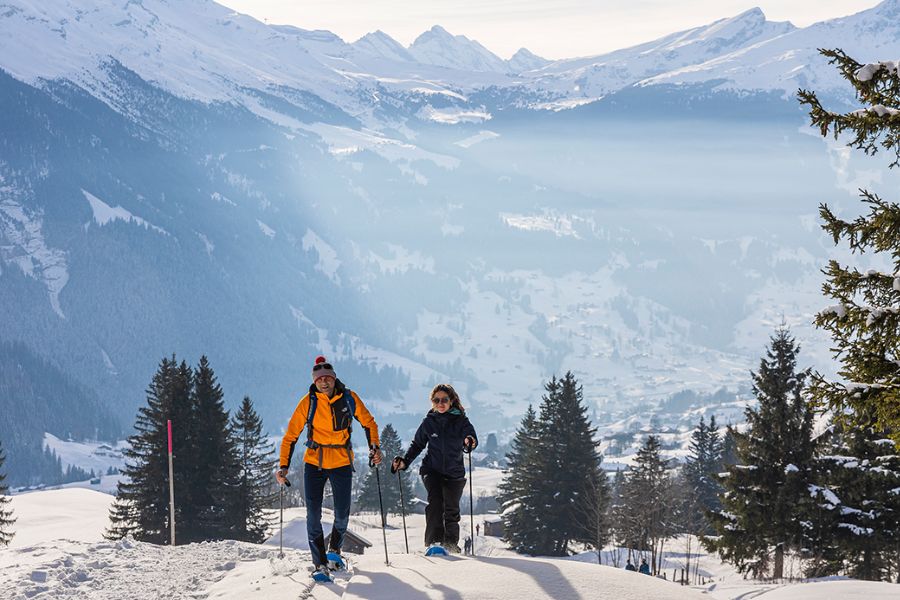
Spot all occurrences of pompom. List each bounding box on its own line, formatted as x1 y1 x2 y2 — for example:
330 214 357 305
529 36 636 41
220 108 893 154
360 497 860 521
315 355 327 365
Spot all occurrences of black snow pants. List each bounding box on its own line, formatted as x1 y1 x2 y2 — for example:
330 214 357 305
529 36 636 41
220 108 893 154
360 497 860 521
422 471 467 546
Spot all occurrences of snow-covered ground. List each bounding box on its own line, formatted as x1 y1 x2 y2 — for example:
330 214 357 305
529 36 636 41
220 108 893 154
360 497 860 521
2 488 897 599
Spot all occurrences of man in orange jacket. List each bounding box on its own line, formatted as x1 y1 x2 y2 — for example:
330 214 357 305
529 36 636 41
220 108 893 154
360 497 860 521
276 356 382 578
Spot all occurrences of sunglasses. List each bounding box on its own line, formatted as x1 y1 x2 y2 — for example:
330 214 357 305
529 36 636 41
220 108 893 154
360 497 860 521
432 396 451 404
313 363 333 372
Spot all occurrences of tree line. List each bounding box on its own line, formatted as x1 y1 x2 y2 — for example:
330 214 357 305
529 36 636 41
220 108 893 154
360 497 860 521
106 355 275 544
496 327 900 582
0 340 121 487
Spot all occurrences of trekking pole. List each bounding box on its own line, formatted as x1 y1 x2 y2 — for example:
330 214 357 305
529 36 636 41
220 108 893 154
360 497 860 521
279 476 291 558
392 462 409 553
467 449 475 556
372 459 390 566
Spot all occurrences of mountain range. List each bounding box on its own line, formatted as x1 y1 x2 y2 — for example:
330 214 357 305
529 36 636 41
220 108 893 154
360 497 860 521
1 0 898 455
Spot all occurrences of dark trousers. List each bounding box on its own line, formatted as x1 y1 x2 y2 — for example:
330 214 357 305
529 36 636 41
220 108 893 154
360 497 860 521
304 463 353 567
422 472 467 546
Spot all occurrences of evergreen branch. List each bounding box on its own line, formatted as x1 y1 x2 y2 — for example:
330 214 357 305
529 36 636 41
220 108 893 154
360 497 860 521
799 49 900 168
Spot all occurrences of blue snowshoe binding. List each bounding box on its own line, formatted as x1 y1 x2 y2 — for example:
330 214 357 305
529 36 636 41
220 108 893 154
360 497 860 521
312 565 334 583
425 544 448 556
326 551 346 571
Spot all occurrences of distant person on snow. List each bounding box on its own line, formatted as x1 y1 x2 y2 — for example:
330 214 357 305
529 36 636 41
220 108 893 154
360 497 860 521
392 383 477 554
276 356 382 580
639 558 651 575
625 559 637 572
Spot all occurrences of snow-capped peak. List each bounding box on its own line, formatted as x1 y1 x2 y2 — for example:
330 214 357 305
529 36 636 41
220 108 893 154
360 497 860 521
409 25 510 73
518 6 795 98
638 0 900 100
680 7 794 46
352 30 414 62
508 48 551 73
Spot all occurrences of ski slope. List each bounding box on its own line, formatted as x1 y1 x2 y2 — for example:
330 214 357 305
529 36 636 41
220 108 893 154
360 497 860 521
2 488 898 599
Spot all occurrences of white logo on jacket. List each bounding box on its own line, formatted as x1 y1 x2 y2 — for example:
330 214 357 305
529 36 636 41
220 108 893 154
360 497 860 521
431 433 438 438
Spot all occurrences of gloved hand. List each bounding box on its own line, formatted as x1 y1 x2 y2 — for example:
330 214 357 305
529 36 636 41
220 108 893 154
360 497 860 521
391 456 407 473
463 436 477 453
369 445 383 466
275 468 291 486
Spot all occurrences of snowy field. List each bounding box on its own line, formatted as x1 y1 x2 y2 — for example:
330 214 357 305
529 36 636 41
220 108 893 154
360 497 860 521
1 488 897 599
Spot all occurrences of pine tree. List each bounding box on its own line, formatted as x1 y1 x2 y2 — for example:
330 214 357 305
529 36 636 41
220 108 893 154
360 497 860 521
803 414 900 581
0 439 15 547
358 424 414 515
107 356 194 543
221 396 275 543
191 356 238 540
541 372 606 556
706 328 815 579
798 49 900 442
498 373 606 556
683 416 724 534
497 404 545 554
108 356 178 542
797 52 900 581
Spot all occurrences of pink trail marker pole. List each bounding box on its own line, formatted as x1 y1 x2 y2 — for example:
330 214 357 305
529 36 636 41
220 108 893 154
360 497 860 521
167 419 176 546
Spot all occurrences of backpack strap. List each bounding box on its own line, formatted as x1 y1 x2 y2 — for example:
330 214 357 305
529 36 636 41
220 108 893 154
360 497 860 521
304 383 357 471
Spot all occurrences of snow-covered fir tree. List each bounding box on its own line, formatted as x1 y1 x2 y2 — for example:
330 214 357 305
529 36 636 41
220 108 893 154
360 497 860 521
358 424 414 515
707 327 815 579
804 415 900 581
497 405 544 554
499 376 609 557
799 49 900 442
796 48 900 583
0 438 15 547
540 373 608 556
221 396 275 543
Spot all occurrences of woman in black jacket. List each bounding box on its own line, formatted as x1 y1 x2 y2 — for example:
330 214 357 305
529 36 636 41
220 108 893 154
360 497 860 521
392 383 477 553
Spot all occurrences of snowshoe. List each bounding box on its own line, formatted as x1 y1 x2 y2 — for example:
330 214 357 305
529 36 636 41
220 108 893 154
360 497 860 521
326 551 346 571
425 544 448 556
311 566 334 583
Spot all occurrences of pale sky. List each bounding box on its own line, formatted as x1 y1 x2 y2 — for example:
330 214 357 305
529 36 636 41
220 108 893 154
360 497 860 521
217 0 881 60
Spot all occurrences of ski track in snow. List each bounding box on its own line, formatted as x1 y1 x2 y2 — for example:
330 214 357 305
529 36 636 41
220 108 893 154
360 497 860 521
0 537 294 600
5 489 900 600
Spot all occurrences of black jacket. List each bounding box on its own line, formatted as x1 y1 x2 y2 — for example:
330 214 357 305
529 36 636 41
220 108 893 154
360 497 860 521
402 409 477 479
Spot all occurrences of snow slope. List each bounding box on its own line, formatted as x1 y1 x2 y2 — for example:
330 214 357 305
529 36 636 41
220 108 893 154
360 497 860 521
519 8 795 100
43 433 126 478
3 489 899 599
6 488 114 548
641 0 900 99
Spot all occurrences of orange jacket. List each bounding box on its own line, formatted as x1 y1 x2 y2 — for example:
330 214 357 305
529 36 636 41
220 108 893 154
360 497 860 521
279 383 380 470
